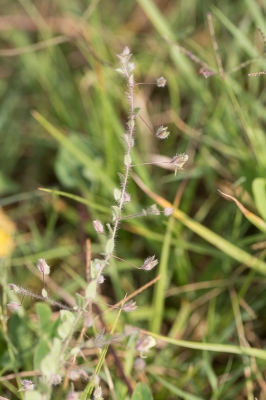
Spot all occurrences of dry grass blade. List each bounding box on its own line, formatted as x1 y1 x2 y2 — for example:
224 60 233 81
132 173 266 275
218 190 266 234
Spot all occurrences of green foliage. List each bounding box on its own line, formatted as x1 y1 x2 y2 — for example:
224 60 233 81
131 383 153 400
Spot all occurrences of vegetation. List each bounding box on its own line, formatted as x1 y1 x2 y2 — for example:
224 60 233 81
1 1 266 399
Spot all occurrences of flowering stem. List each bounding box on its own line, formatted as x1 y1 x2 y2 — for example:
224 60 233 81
97 53 136 278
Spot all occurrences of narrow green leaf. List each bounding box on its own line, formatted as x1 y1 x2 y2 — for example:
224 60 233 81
38 188 109 213
218 190 266 234
143 330 266 361
80 300 125 400
151 374 204 400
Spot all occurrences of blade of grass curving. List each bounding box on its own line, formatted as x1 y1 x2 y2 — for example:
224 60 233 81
245 0 266 36
80 299 125 400
150 212 174 333
11 245 79 266
150 373 204 400
218 190 266 234
38 188 109 213
133 174 266 275
150 181 186 333
32 111 115 193
229 288 254 399
142 330 266 361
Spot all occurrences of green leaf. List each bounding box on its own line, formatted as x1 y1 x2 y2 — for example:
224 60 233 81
85 279 98 299
25 391 42 400
131 383 153 400
75 292 85 309
40 354 57 376
60 310 75 324
114 188 122 201
252 178 266 221
105 238 114 254
51 338 62 359
34 339 50 370
57 321 72 340
36 303 51 334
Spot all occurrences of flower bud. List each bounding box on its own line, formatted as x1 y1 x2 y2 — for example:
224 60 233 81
50 374 62 385
98 275 105 284
141 256 158 271
18 380 34 392
68 370 80 381
37 259 50 275
171 153 188 170
156 126 170 139
122 133 134 148
123 192 131 203
122 300 137 312
9 284 22 293
94 386 103 399
156 76 167 87
164 207 173 216
93 220 104 234
199 68 215 78
134 357 146 371
6 301 20 311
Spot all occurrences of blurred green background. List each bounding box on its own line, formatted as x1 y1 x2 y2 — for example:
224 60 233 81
1 0 266 399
